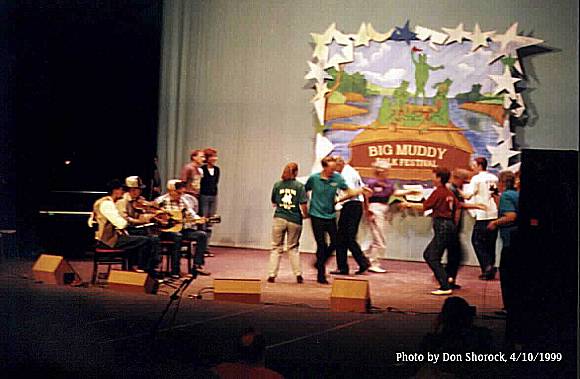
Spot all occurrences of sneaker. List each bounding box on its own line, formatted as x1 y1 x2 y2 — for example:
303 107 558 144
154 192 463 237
368 266 387 273
449 283 462 290
204 252 215 257
267 276 275 283
329 270 349 275
195 266 211 276
431 288 453 296
296 275 304 284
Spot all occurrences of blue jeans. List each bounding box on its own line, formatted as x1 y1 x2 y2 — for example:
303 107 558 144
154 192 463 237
472 220 498 274
200 195 217 239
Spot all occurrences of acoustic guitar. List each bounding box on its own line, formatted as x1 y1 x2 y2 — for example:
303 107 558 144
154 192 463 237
159 210 221 233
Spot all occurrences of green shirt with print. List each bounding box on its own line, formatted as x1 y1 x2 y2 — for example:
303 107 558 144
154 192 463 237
271 179 308 225
305 172 348 219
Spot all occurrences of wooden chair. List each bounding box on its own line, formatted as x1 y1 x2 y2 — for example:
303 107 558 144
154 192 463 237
92 246 128 284
158 239 196 275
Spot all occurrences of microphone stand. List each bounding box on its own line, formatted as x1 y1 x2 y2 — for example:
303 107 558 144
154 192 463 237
150 268 197 341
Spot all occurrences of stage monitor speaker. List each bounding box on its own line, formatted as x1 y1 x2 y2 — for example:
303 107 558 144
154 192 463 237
32 254 75 285
330 278 370 313
107 270 157 294
213 278 261 304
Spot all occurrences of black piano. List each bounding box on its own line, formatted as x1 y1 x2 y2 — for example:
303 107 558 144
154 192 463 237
37 190 106 259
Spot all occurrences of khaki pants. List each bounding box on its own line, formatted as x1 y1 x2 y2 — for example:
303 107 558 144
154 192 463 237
268 217 303 277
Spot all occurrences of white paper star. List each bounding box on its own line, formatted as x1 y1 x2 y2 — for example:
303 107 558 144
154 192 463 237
490 67 521 98
366 23 393 43
507 162 521 173
304 60 333 83
313 97 326 126
442 23 470 44
491 22 544 62
486 143 521 169
310 82 330 103
331 27 352 46
353 23 371 47
467 23 495 52
311 23 335 61
415 25 448 49
492 121 516 148
325 42 354 70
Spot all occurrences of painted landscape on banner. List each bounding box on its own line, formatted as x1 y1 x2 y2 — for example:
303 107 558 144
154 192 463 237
305 22 543 183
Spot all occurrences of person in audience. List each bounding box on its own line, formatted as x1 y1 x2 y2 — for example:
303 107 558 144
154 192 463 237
267 162 308 284
213 328 283 379
417 296 493 378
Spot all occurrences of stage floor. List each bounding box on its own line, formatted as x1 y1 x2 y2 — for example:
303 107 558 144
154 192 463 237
78 246 501 313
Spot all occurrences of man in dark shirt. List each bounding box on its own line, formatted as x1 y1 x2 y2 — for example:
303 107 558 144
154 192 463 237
402 168 460 295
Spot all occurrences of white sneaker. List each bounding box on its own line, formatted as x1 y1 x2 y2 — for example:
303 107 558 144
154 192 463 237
368 266 387 273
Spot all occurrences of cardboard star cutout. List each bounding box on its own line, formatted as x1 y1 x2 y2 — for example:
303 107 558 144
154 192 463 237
310 23 336 61
366 23 393 43
325 42 354 70
467 23 495 51
490 67 521 98
304 60 333 83
486 142 521 169
391 20 417 45
442 23 469 44
492 121 516 149
415 25 449 49
353 23 371 47
507 162 521 173
491 22 543 62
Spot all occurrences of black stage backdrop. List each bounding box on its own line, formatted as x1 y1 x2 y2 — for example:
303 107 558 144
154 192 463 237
7 1 162 257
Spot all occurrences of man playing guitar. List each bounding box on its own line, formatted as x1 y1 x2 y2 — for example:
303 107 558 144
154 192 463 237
154 179 211 277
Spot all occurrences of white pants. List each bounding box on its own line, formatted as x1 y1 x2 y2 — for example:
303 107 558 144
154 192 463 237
367 202 390 267
268 217 303 277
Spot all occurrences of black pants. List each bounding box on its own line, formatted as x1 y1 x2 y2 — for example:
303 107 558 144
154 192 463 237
113 234 159 272
336 201 369 272
472 220 498 274
445 232 463 282
310 215 337 280
423 218 457 290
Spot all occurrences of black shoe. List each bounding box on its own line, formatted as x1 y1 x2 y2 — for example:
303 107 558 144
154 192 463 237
267 276 275 283
355 264 370 275
194 266 211 276
317 277 329 284
296 275 304 284
329 270 349 275
450 283 462 290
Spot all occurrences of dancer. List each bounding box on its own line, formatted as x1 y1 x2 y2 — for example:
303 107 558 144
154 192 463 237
332 156 370 275
364 159 421 273
267 163 308 283
401 168 462 295
487 171 519 323
305 156 369 284
464 157 499 280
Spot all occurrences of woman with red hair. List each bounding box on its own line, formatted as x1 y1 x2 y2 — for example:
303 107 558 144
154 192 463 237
267 163 308 283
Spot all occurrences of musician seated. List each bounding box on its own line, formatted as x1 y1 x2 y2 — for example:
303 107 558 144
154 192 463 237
154 179 210 277
89 179 159 275
117 176 163 236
